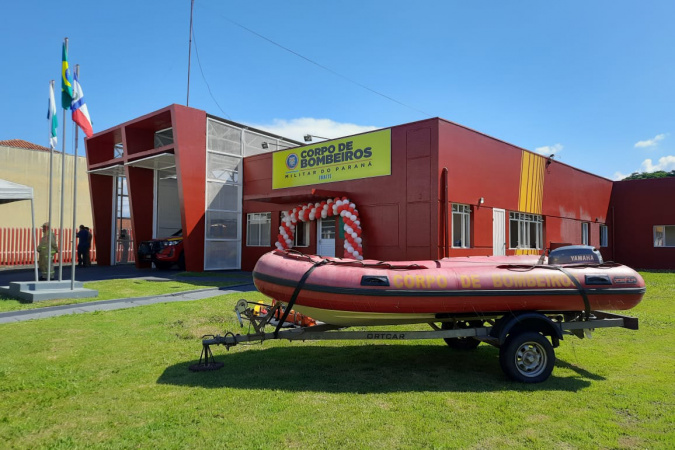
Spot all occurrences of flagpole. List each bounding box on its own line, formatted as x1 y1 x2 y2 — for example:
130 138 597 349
58 37 70 281
186 0 194 106
70 65 80 290
47 80 55 282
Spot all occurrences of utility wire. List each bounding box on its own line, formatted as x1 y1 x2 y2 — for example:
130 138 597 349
191 24 231 119
198 4 434 118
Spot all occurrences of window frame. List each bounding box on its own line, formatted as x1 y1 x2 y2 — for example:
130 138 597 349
451 203 471 248
509 212 543 250
600 225 608 247
246 212 271 247
581 222 590 245
294 221 310 247
654 225 675 247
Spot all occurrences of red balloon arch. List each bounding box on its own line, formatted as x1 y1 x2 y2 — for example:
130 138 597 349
275 197 363 260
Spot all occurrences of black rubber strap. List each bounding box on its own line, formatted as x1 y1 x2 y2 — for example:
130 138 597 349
274 259 329 337
558 267 591 320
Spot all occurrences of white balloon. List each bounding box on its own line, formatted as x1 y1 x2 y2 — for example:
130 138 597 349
309 212 315 220
335 200 343 207
340 210 347 217
351 232 357 239
346 244 354 253
321 211 327 219
285 239 292 245
354 220 360 227
356 237 362 244
327 198 333 204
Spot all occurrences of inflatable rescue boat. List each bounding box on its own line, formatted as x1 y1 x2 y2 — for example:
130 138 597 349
252 246 645 326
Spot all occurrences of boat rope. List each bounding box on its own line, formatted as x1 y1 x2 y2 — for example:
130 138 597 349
273 258 330 338
555 267 592 321
501 263 593 320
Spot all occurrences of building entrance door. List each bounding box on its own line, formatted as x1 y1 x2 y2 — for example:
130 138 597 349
493 208 506 256
113 175 134 264
317 217 336 257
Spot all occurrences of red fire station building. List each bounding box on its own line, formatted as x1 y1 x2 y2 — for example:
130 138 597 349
84 104 675 272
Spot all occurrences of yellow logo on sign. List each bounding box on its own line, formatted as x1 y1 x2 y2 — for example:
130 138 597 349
272 129 391 189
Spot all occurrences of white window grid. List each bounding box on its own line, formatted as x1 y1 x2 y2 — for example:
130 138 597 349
509 212 543 249
205 118 244 269
451 203 471 248
246 213 271 247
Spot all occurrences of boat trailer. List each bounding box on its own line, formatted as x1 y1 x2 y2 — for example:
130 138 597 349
190 299 638 383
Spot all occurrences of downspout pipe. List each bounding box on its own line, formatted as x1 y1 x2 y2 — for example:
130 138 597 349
442 167 449 258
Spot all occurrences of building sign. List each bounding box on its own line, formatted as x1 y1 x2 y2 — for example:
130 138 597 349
272 129 391 189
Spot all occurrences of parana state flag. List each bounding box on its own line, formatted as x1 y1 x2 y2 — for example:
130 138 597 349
47 82 57 148
71 73 93 138
61 42 73 109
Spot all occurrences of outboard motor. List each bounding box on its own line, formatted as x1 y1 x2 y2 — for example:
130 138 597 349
548 245 603 265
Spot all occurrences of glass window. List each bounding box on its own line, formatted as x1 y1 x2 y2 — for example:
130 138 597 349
654 225 675 247
114 142 124 159
294 221 310 247
207 153 240 183
509 212 543 249
581 223 589 245
246 213 271 246
452 203 471 248
207 119 241 155
154 128 174 148
320 218 336 240
600 225 608 247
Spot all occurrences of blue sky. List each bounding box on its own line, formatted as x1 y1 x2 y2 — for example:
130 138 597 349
3 0 673 180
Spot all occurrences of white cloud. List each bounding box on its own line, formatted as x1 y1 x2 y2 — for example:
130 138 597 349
640 155 675 172
534 143 563 156
614 155 675 180
249 118 378 143
634 133 667 148
613 171 630 181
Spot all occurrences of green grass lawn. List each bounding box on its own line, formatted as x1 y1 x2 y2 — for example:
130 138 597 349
0 272 673 448
0 277 249 313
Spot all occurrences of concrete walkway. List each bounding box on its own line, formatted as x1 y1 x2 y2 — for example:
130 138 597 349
0 282 256 324
0 264 257 324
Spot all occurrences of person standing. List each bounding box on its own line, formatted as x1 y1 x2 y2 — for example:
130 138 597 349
85 226 93 267
77 225 90 267
37 223 58 280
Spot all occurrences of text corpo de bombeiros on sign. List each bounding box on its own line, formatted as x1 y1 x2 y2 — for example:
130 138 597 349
272 129 391 189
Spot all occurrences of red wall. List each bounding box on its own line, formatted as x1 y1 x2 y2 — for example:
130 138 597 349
242 119 442 270
173 105 207 272
242 118 620 269
437 120 613 256
610 177 675 269
86 104 206 270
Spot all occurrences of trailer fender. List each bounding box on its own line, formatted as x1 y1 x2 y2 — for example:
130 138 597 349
491 312 563 347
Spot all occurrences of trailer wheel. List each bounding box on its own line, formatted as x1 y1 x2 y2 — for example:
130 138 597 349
442 320 482 350
499 332 555 383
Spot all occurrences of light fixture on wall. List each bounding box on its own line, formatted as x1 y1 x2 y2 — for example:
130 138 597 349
479 197 485 206
261 141 293 149
304 134 330 142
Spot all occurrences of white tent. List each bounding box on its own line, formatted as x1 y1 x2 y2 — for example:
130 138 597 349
0 179 38 279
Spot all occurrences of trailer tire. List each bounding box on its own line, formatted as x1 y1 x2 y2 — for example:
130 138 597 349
499 332 555 383
442 320 482 350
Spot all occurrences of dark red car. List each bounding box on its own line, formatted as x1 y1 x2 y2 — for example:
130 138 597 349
137 230 185 270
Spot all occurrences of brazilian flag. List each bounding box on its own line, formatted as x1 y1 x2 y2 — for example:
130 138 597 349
61 42 73 109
